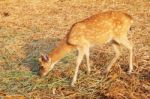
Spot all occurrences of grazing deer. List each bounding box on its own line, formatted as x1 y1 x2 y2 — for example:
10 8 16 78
39 11 133 86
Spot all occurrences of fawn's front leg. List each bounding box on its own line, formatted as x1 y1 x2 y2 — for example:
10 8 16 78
71 47 84 87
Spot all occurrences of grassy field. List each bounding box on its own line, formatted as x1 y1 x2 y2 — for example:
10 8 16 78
0 0 150 98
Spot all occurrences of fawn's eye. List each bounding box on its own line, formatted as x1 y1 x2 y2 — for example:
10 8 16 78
39 66 44 70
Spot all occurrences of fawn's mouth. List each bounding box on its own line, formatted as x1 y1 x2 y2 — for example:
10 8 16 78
39 70 49 77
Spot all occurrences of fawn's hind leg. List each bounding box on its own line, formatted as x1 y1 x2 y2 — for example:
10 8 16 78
119 37 133 74
84 46 90 74
106 43 121 72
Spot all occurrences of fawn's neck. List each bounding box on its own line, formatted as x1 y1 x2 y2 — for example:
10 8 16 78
48 39 75 63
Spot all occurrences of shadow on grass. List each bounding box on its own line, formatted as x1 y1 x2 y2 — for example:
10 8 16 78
22 37 61 75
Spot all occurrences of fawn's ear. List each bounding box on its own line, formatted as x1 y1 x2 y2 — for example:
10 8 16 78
41 54 49 62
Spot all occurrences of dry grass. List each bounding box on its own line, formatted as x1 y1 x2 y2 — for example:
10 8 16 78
0 0 150 98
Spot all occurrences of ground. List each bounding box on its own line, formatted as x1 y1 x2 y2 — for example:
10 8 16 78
0 0 150 99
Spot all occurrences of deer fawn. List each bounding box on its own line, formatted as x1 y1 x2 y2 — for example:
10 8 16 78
39 11 133 86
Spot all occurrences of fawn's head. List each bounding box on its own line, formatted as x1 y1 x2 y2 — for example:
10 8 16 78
38 54 54 77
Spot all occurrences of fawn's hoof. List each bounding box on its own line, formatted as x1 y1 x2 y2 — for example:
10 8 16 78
101 69 109 75
70 82 76 87
127 70 133 75
86 71 91 75
70 84 75 87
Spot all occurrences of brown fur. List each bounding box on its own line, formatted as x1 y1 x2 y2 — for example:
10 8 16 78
48 39 76 63
39 11 133 86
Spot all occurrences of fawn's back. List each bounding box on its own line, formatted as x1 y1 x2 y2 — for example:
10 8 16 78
67 11 133 46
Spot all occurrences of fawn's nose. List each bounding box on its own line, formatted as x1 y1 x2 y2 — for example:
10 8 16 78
37 72 41 76
39 71 48 77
